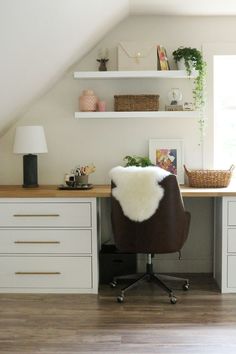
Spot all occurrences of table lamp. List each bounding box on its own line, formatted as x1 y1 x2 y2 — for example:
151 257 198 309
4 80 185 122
13 126 48 188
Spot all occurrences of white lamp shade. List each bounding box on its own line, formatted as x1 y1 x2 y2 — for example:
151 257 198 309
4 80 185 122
13 126 48 154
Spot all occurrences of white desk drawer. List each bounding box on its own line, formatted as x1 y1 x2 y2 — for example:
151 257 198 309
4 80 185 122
0 229 92 254
0 256 92 289
228 202 236 226
228 229 236 252
228 255 236 287
0 202 92 227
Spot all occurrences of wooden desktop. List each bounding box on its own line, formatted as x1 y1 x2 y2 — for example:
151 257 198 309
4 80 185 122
0 183 236 197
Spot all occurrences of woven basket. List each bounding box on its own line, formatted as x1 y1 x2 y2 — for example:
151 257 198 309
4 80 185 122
184 165 235 188
114 94 159 111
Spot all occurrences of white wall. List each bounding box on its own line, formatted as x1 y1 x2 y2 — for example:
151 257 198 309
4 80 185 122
3 15 236 185
1 15 236 272
0 0 129 134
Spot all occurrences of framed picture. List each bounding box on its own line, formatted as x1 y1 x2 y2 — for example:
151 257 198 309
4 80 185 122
149 139 184 184
157 45 170 71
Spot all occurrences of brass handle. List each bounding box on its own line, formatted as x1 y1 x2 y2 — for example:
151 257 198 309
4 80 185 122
14 241 60 244
13 214 60 217
15 272 61 275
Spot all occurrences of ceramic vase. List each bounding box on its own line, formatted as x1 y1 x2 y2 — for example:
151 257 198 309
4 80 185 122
98 100 106 112
79 90 98 112
76 175 89 185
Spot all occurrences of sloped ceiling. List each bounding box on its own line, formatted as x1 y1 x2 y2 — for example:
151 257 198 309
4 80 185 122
0 0 235 136
0 0 130 135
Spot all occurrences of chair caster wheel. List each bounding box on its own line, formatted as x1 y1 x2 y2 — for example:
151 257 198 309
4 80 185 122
170 296 177 304
117 295 124 303
109 281 117 288
183 282 190 291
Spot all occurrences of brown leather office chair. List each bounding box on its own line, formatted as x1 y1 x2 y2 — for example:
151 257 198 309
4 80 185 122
110 169 191 304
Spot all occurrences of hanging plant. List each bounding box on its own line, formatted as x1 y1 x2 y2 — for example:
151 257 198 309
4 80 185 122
172 47 207 141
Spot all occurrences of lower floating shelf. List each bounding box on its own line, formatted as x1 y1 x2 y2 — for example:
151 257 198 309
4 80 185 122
74 111 200 119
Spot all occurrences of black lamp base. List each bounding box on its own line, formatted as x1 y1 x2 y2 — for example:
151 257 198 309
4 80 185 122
23 154 38 188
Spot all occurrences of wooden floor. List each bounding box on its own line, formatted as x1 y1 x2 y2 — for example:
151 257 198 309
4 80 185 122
1 275 236 353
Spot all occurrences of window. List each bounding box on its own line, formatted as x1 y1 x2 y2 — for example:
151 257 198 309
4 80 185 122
214 55 236 169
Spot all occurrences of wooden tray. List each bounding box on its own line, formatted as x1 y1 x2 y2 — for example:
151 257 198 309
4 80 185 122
58 184 93 190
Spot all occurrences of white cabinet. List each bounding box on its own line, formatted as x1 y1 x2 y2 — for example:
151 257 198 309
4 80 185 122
0 229 92 254
74 70 200 119
215 197 236 293
0 257 92 289
227 229 236 252
0 201 92 227
0 198 98 293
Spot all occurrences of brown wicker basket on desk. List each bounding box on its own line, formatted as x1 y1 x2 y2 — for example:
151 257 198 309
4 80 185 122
114 94 159 111
184 165 235 188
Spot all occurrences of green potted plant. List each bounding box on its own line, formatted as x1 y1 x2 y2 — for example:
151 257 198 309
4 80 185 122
123 155 154 167
172 47 207 140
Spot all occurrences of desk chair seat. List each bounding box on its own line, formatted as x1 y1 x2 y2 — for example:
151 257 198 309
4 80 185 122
110 167 191 304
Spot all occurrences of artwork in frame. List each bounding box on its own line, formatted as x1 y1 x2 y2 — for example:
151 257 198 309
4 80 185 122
157 45 170 71
149 139 184 184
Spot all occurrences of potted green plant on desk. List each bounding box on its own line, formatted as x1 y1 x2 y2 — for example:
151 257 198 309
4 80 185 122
123 155 154 167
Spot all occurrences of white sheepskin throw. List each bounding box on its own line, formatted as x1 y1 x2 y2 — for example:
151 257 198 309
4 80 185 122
109 166 170 222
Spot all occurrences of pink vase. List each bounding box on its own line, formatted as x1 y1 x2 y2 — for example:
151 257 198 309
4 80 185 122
79 90 98 112
98 100 106 112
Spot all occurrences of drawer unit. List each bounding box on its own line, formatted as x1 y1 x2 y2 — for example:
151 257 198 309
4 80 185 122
227 256 236 288
0 201 91 227
227 229 236 253
227 201 236 226
0 229 92 254
215 197 236 293
0 198 98 294
0 256 92 290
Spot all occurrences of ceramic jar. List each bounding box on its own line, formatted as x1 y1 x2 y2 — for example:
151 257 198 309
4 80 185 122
79 90 98 112
97 100 106 112
76 175 89 185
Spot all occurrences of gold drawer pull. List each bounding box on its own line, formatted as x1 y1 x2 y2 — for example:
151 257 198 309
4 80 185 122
15 272 61 275
13 214 60 217
14 241 60 244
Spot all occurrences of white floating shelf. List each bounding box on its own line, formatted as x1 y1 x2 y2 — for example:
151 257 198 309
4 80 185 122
74 111 200 119
74 70 198 80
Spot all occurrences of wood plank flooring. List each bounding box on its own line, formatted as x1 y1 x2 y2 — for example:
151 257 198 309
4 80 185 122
1 275 236 353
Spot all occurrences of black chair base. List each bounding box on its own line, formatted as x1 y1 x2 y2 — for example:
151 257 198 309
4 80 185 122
110 255 189 304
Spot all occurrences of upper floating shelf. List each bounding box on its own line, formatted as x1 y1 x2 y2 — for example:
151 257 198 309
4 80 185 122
74 70 198 80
